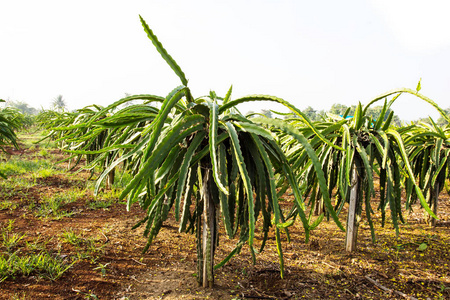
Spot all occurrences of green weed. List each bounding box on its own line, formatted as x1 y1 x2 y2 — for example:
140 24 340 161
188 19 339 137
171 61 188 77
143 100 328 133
59 229 105 262
0 159 53 176
0 221 25 253
35 195 72 220
34 189 85 219
25 236 51 252
1 232 25 253
0 177 35 190
0 250 76 281
18 132 48 148
0 221 75 282
38 149 48 157
71 289 99 300
60 229 83 246
87 198 115 210
112 171 133 189
0 200 19 211
36 168 55 178
93 262 110 277
85 187 120 210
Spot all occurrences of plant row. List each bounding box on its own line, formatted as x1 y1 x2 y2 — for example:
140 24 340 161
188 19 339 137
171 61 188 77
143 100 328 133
30 16 450 287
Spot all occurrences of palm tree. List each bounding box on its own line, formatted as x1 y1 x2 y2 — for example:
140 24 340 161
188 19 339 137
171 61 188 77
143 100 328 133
52 95 67 112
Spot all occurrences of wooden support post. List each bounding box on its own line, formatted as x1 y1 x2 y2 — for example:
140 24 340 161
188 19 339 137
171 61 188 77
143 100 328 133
429 182 439 227
105 168 115 190
313 196 324 216
345 164 360 252
196 201 203 286
201 170 215 288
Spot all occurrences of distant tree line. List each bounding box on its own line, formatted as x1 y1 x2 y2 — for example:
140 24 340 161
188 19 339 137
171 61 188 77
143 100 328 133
298 103 402 126
4 100 40 115
415 107 450 126
2 95 68 115
250 103 450 126
3 96 449 126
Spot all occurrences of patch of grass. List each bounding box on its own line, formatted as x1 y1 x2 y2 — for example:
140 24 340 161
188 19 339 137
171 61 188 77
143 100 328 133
60 229 83 246
18 131 47 147
0 158 54 177
34 189 85 220
59 229 105 263
0 177 35 190
0 221 74 282
0 200 19 211
38 149 48 157
87 198 115 210
39 141 57 149
0 250 76 282
1 231 25 254
25 236 51 252
85 170 133 191
35 197 64 219
35 195 72 220
112 171 133 189
87 189 120 210
0 221 25 253
36 168 55 178
102 189 121 201
72 290 99 300
0 162 26 177
30 131 58 150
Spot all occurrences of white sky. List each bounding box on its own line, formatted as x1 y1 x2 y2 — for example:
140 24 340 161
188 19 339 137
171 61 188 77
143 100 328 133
1 0 449 121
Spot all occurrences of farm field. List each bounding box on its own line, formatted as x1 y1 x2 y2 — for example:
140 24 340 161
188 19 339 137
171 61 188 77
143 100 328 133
0 131 449 300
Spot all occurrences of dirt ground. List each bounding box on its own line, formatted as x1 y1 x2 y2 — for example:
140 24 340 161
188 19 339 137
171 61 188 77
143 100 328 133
0 134 449 299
